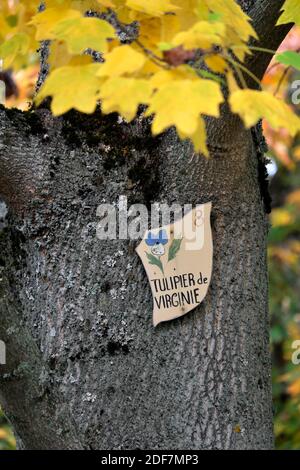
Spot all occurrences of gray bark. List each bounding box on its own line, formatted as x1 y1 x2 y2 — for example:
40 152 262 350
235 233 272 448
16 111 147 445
0 0 293 450
0 105 273 450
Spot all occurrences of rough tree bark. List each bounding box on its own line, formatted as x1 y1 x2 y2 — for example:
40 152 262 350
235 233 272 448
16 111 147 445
0 1 293 449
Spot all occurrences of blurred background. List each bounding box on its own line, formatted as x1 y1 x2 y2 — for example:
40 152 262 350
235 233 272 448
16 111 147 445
0 12 300 450
263 27 300 450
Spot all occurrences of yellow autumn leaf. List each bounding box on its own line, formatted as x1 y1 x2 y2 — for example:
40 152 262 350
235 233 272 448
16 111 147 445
287 189 300 207
294 145 300 161
173 0 199 30
46 0 71 6
150 66 199 88
288 378 300 397
48 41 72 69
0 33 30 68
271 208 295 227
0 14 12 39
205 55 227 73
138 14 180 55
72 0 116 11
0 429 7 439
197 0 257 60
226 70 239 94
51 16 115 54
36 63 103 115
197 0 257 42
29 7 81 41
146 79 223 151
126 0 180 17
97 45 146 77
172 21 225 49
290 240 300 254
229 90 300 136
58 0 114 13
271 246 298 265
107 0 131 23
97 0 116 7
277 0 300 26
99 77 153 121
179 116 209 156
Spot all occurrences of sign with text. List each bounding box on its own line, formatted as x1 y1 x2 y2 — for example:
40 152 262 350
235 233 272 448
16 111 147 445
136 203 213 326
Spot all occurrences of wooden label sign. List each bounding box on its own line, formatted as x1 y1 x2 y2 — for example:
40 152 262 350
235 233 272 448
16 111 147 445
136 202 213 326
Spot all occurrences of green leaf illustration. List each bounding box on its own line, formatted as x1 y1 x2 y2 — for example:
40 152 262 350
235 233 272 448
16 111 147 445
276 51 300 71
146 252 164 275
168 238 183 262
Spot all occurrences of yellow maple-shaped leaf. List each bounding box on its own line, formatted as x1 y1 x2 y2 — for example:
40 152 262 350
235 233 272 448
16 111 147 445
126 0 180 17
29 7 81 41
172 21 225 49
99 77 153 121
179 116 209 156
97 45 146 77
277 0 300 26
138 14 180 56
0 33 30 68
150 66 198 88
146 79 223 151
197 0 257 60
198 0 257 42
35 62 103 115
52 17 115 54
48 41 72 69
173 0 199 30
229 90 300 136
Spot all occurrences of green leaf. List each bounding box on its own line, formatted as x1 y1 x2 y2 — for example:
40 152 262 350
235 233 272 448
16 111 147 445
208 12 223 23
168 238 182 262
198 69 225 85
158 42 174 51
6 15 18 28
146 252 164 275
0 33 30 68
276 51 300 71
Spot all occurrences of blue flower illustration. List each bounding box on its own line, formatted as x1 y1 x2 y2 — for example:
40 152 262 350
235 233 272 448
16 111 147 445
145 229 168 257
145 229 168 247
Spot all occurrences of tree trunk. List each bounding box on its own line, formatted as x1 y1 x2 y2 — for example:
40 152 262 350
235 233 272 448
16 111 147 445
0 102 274 449
1 0 292 450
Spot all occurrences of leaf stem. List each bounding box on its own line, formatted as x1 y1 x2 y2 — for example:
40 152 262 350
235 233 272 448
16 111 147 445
274 65 291 96
223 54 247 88
232 45 278 55
225 55 262 88
134 39 170 70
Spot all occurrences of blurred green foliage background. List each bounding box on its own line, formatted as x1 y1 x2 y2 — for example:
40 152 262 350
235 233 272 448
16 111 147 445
0 409 15 450
269 160 300 449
